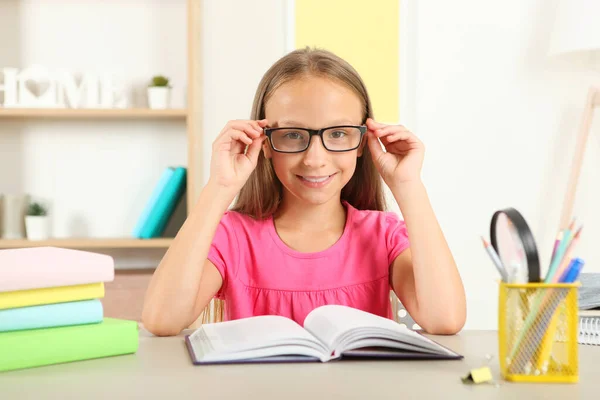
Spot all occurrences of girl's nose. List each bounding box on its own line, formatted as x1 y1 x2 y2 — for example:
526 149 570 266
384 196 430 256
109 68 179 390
302 136 328 168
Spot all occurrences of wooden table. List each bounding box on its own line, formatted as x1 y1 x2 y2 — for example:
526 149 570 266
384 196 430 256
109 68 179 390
1 329 599 399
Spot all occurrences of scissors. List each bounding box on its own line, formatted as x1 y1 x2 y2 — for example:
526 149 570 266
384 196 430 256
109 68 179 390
490 207 541 283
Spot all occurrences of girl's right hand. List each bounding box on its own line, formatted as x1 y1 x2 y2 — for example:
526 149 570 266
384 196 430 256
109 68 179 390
209 119 269 193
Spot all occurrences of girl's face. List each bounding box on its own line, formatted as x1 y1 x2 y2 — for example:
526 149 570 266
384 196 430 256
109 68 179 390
263 76 365 207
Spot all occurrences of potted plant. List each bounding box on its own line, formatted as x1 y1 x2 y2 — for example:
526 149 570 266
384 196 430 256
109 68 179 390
147 75 171 109
25 201 50 240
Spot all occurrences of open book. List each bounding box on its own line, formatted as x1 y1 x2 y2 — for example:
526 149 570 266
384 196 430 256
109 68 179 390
184 305 463 364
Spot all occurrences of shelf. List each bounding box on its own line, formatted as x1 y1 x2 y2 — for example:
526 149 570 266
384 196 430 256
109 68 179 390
0 238 173 249
0 108 188 119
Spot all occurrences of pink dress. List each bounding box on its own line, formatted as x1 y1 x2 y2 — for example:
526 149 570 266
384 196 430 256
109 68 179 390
207 201 410 326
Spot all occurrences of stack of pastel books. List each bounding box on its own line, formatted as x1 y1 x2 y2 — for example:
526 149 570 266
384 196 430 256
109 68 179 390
0 247 139 372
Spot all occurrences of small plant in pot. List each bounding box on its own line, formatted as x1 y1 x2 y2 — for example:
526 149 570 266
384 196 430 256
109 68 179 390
147 75 171 109
25 202 50 240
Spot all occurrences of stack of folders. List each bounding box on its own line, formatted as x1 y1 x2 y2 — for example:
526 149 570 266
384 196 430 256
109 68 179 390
132 166 187 239
578 273 600 346
0 247 139 372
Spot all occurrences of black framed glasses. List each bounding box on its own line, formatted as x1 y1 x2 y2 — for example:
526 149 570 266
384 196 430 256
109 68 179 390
264 125 367 153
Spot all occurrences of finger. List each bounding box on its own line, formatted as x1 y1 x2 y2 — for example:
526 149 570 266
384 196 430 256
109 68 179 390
227 131 248 155
383 131 412 143
366 118 388 130
246 136 267 164
228 129 253 146
248 120 264 134
256 119 269 128
367 131 385 160
230 121 262 137
374 125 410 137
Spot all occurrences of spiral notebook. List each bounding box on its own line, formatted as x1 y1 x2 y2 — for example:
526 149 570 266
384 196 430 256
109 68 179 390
579 309 600 346
577 273 600 346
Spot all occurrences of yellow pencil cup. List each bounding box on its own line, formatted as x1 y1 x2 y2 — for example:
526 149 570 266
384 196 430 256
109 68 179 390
498 282 579 383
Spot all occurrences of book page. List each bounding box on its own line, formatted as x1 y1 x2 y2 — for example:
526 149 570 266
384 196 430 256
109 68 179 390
303 305 454 356
189 315 328 360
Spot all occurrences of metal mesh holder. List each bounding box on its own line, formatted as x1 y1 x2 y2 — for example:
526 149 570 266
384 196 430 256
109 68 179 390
498 282 579 383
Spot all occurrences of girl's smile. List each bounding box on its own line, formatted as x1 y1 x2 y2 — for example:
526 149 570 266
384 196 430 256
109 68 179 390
297 172 338 188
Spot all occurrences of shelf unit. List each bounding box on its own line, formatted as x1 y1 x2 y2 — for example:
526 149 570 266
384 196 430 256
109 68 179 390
0 0 202 250
0 108 188 119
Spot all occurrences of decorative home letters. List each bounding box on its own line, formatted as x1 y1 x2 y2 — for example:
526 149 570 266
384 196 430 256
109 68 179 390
57 70 100 108
0 68 18 107
17 65 58 108
0 66 128 108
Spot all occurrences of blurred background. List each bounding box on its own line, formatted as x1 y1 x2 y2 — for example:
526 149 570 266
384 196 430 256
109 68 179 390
0 0 598 330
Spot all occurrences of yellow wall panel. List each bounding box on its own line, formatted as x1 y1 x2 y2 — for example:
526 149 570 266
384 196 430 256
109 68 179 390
295 0 399 122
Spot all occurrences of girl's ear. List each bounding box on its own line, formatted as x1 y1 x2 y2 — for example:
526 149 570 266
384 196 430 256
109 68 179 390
262 139 273 159
357 135 368 157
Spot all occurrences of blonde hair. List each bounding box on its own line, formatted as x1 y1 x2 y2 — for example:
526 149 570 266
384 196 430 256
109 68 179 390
202 47 386 324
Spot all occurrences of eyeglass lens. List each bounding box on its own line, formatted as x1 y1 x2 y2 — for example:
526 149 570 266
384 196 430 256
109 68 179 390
270 127 362 152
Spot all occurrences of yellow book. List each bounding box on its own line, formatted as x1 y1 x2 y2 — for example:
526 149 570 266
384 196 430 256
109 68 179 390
0 282 104 310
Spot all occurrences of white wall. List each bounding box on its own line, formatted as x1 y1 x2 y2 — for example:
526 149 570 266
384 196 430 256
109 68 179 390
413 0 600 329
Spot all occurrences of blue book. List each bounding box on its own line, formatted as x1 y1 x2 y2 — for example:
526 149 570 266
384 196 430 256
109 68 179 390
132 167 175 237
0 299 103 332
140 167 187 239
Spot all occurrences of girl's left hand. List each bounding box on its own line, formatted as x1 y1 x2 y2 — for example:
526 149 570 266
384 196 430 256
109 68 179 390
365 118 425 187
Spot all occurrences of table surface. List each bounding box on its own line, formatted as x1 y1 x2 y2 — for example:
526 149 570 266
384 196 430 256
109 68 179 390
1 329 599 399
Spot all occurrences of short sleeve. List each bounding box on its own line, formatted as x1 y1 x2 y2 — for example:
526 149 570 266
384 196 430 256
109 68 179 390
207 212 240 298
385 212 410 265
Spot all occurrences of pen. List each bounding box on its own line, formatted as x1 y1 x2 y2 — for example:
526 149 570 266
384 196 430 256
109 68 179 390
481 236 508 282
562 257 584 283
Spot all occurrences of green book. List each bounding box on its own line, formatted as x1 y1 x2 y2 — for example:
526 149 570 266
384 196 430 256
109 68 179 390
0 318 139 372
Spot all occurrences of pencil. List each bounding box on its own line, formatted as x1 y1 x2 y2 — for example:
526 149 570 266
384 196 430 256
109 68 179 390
547 218 575 280
549 231 563 268
545 225 574 283
552 226 582 284
481 236 508 282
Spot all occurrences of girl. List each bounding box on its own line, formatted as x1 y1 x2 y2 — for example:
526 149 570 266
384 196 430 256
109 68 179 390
142 48 466 336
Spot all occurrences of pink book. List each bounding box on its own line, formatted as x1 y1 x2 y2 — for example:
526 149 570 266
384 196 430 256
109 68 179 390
0 247 115 292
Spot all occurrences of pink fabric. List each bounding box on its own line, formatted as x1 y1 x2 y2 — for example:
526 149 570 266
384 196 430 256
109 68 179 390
207 202 410 326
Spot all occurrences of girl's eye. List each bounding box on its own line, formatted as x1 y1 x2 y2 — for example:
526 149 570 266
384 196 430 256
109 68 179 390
284 132 304 140
329 130 347 139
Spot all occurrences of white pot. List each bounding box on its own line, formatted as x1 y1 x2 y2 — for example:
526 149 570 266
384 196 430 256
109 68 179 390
147 87 171 109
25 216 50 240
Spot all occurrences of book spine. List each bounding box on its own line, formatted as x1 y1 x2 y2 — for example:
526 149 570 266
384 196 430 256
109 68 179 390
0 299 103 332
132 167 175 237
140 167 187 239
0 318 139 372
0 248 115 293
0 283 104 310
